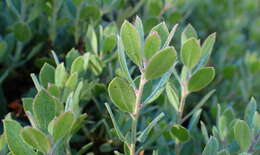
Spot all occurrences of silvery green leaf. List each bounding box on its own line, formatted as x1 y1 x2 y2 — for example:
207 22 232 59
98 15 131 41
117 36 136 89
3 120 37 155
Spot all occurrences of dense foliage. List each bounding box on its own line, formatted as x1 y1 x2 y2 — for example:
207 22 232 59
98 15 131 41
0 0 259 154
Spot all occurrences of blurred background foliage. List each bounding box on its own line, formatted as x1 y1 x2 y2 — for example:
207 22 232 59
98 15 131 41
0 0 260 154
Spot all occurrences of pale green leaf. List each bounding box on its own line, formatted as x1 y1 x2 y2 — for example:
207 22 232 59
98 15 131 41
144 47 176 80
188 67 215 92
53 111 74 142
3 120 36 155
39 63 55 88
108 77 136 113
120 21 142 66
144 31 161 59
33 90 57 131
234 120 251 152
181 38 201 69
21 127 51 153
181 24 197 45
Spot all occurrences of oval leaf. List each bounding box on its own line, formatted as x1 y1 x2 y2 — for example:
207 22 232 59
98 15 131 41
13 22 31 42
3 120 36 155
108 77 136 113
234 120 251 152
150 22 169 46
170 124 190 142
144 47 176 81
53 111 74 142
21 127 51 153
144 31 161 59
181 24 197 45
188 67 215 92
39 63 55 88
33 90 57 131
181 38 201 69
120 21 142 66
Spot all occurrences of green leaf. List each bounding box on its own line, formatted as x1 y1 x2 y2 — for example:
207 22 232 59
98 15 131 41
120 20 142 66
166 82 179 111
150 22 169 46
117 36 136 89
103 35 116 52
137 113 165 142
80 5 101 22
22 98 33 114
181 38 201 69
104 103 126 142
181 24 197 45
13 22 31 42
0 134 6 151
200 121 209 142
55 63 68 87
66 48 80 69
244 97 257 128
135 16 144 50
202 137 219 155
65 73 78 90
21 127 51 153
86 26 98 54
33 90 57 131
201 33 216 57
3 120 36 155
144 31 161 59
71 114 87 134
108 77 136 113
39 63 55 88
253 112 260 130
188 67 215 92
53 112 74 142
234 120 251 152
218 108 235 140
170 124 190 142
163 24 178 48
144 47 176 80
71 56 85 74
